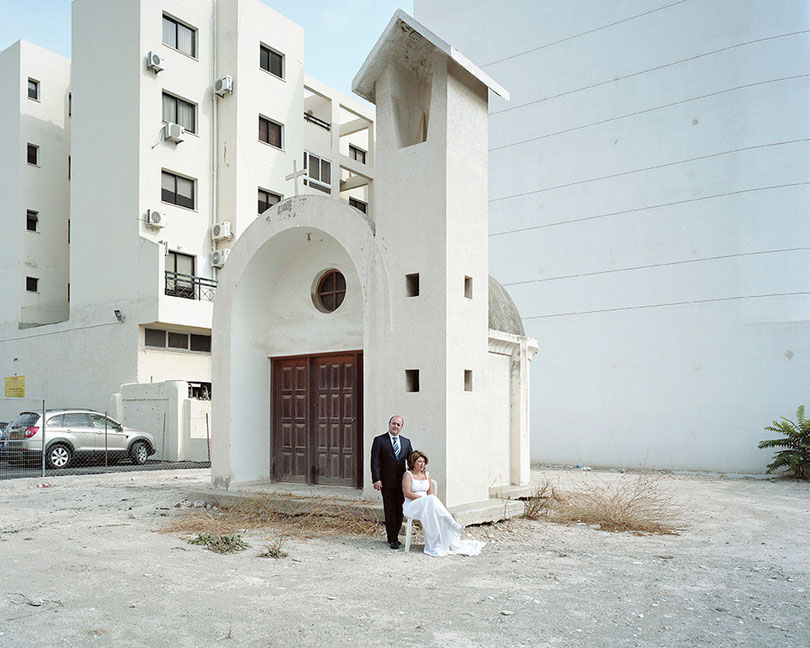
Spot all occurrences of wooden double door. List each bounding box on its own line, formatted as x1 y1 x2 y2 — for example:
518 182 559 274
271 351 362 487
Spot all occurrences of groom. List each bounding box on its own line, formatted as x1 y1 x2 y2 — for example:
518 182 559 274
370 415 413 549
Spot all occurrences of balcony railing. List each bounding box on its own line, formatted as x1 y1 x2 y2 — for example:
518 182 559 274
164 271 217 302
304 112 331 131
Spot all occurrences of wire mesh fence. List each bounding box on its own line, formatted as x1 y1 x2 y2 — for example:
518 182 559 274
0 397 209 481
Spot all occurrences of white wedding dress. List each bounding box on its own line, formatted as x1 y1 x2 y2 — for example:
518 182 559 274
402 471 485 557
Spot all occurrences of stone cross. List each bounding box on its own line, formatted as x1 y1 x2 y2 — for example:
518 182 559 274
285 160 307 196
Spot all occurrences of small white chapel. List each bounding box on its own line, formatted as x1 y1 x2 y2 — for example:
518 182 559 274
210 11 538 512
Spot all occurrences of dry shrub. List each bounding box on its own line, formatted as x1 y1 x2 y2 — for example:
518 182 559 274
257 537 288 559
188 532 249 554
523 475 682 535
163 494 382 540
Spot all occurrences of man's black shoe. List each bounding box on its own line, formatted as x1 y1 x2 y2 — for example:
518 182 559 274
389 541 401 549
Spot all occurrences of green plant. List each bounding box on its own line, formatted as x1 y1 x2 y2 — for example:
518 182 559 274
188 532 249 554
758 405 810 480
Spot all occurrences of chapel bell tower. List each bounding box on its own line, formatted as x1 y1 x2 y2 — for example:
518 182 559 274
354 12 510 507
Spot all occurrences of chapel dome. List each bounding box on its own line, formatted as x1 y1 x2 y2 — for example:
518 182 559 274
488 276 525 336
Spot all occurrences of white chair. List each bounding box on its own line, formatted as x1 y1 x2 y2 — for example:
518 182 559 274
403 478 438 552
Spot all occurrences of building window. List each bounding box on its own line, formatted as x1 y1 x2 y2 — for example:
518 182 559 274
165 251 195 298
26 276 38 292
162 14 197 57
464 275 473 299
349 197 367 214
259 116 282 148
303 151 331 193
259 44 283 78
161 171 195 209
145 327 211 353
27 78 39 100
464 370 473 392
68 155 71 180
26 210 38 232
405 369 420 393
349 145 366 164
314 269 346 313
145 328 166 347
258 188 282 214
68 92 72 116
162 92 196 133
27 144 38 165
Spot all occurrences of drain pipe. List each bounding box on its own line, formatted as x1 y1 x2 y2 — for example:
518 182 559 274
210 0 218 281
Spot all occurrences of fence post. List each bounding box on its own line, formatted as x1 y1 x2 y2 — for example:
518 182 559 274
205 412 210 464
161 413 166 468
104 410 109 471
40 398 46 477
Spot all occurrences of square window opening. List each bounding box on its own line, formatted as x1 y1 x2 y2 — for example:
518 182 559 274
26 210 38 232
168 332 189 350
189 334 211 352
464 370 473 392
259 115 283 148
464 275 473 299
145 328 166 348
161 170 196 209
405 369 420 393
162 92 196 133
349 145 367 164
27 144 38 165
27 78 39 100
26 276 38 292
405 273 420 297
349 197 367 214
259 44 284 78
162 14 197 57
258 188 282 214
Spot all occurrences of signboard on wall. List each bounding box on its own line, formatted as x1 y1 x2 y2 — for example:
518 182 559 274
5 376 25 398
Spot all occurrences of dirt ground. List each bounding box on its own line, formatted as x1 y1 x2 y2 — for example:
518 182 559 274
0 467 808 648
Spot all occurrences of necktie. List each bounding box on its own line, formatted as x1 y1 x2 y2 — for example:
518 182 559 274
393 436 400 459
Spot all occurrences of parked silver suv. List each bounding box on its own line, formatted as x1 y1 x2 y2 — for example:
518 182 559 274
2 409 156 469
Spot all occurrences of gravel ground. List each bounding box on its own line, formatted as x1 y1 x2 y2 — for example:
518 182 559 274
0 467 808 647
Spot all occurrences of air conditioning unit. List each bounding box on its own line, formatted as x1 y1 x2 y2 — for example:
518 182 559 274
145 209 165 229
212 221 232 241
211 249 230 268
214 75 233 97
146 51 165 73
165 122 185 142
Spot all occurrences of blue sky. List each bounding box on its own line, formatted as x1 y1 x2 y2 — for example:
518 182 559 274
0 0 411 97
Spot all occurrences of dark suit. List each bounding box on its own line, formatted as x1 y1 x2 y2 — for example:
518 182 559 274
370 432 413 543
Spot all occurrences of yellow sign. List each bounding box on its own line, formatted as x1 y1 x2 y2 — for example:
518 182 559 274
5 375 25 398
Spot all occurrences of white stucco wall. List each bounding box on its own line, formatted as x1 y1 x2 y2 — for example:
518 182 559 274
415 0 810 473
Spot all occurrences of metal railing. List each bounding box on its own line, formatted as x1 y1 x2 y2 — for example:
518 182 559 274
164 271 217 302
304 112 331 131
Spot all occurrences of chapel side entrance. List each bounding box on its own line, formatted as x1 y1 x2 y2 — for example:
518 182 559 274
271 351 363 487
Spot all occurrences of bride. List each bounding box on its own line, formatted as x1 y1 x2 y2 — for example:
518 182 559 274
401 451 485 557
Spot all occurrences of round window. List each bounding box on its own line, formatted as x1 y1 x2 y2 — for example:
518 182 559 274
314 269 346 313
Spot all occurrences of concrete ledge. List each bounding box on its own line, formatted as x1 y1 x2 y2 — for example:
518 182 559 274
448 498 524 526
189 487 525 527
489 483 538 500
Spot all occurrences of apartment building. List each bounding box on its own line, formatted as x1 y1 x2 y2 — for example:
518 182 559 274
414 0 810 472
0 40 71 329
0 0 374 412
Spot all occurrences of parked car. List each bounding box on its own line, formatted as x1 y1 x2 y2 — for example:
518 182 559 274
2 410 156 469
0 421 8 453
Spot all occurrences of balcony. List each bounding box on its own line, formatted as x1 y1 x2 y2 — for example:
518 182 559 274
164 271 217 302
304 111 331 131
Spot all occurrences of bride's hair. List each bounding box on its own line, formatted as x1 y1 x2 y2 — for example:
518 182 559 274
407 450 429 471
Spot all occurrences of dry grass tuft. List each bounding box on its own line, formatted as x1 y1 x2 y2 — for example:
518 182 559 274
257 537 288 559
163 494 382 540
523 475 682 535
